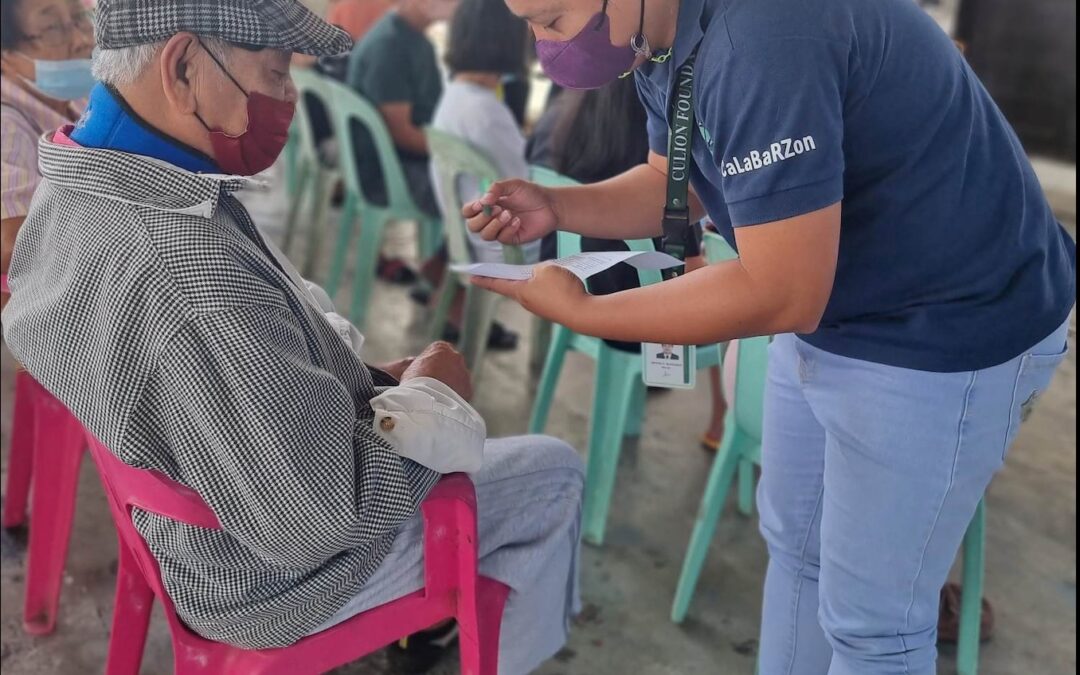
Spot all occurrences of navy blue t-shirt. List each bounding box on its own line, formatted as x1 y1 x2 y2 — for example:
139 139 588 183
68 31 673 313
637 0 1076 372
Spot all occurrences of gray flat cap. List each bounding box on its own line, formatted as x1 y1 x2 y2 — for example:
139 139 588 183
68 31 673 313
96 0 353 56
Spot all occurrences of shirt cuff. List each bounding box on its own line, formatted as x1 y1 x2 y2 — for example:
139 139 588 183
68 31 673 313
370 377 486 474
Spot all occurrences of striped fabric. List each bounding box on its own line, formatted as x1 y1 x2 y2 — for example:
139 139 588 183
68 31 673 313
0 77 82 221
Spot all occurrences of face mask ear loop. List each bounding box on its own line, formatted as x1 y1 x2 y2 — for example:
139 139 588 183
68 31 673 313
594 0 612 32
193 39 250 139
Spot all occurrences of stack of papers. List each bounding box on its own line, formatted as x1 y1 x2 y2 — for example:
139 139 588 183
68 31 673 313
451 251 683 283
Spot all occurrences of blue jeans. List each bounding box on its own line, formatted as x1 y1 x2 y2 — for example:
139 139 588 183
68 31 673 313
758 321 1070 675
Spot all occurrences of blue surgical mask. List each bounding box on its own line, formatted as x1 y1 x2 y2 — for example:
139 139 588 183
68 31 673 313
23 57 96 101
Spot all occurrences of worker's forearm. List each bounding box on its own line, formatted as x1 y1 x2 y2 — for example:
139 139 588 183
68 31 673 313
566 261 821 345
550 164 706 241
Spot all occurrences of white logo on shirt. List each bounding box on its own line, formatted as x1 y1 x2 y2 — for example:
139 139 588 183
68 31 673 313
721 135 818 178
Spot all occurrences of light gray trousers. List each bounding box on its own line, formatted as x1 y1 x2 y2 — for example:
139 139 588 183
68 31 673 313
313 435 585 674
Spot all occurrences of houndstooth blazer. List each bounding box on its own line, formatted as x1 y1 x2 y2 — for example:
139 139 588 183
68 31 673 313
1 138 444 648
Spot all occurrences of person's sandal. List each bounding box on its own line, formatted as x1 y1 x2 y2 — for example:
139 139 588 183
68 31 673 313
386 621 459 674
938 581 995 644
700 434 721 453
441 322 520 351
377 257 419 285
486 322 519 351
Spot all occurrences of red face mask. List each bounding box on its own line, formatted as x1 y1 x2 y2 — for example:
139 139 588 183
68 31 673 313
195 43 296 176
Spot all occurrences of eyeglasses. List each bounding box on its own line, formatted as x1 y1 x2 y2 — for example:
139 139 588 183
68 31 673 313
24 11 94 50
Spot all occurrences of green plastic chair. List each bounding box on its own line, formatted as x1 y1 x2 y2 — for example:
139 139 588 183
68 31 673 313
527 168 722 546
670 333 769 625
425 128 524 374
283 68 341 278
322 79 443 328
957 499 987 675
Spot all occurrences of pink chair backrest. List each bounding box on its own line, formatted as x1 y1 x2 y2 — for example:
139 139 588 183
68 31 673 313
85 434 226 643
85 435 221 531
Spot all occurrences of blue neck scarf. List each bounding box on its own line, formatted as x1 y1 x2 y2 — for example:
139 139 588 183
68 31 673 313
70 84 219 174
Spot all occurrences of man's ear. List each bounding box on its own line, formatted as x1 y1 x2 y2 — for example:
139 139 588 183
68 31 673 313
159 33 201 115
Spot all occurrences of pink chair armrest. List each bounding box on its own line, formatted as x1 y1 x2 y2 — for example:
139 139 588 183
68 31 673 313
422 473 478 510
420 474 480 596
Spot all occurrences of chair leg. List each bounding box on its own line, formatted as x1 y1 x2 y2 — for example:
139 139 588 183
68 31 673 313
623 381 647 438
326 190 359 299
957 500 986 675
671 414 743 623
2 371 36 530
282 160 313 257
528 326 572 435
105 541 154 675
418 217 442 262
301 168 334 281
429 275 460 343
529 318 553 376
460 288 500 376
23 398 85 635
459 578 510 675
582 351 639 546
737 457 756 517
283 136 299 197
348 214 387 330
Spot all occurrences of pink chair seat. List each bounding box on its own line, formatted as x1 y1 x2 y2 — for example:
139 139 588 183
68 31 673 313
85 434 510 675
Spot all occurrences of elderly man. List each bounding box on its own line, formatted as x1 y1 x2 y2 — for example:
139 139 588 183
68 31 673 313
1 1 582 673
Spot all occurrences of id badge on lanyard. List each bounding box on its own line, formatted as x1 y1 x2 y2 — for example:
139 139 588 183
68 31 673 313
643 52 700 390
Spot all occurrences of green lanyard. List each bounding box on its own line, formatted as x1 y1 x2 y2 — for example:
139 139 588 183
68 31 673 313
662 52 701 280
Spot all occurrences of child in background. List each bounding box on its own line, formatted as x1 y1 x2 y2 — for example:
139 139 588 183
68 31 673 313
430 0 539 265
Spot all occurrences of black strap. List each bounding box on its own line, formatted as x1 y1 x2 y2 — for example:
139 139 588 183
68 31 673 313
662 52 700 279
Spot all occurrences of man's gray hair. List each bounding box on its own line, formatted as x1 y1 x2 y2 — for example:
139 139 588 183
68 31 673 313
92 37 233 87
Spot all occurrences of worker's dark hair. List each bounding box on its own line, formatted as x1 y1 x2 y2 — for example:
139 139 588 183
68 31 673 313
444 0 528 75
1 0 28 51
552 77 651 184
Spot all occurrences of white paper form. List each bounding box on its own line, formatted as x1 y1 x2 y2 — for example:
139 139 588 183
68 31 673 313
451 251 683 283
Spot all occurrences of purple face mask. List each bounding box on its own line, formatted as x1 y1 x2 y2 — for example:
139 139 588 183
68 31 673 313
536 12 638 90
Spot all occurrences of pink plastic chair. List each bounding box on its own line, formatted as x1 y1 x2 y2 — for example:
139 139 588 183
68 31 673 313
1 369 88 635
84 434 511 675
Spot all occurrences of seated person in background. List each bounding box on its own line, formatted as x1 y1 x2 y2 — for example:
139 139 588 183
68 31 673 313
327 0 396 42
346 0 457 284
528 79 729 448
1 0 95 311
2 2 583 673
430 0 540 265
346 0 454 229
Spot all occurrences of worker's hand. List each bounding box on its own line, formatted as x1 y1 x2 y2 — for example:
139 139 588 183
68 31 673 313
463 179 559 245
401 342 474 402
470 263 589 325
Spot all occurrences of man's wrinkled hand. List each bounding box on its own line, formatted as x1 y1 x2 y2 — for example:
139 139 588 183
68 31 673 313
401 342 474 401
378 357 416 382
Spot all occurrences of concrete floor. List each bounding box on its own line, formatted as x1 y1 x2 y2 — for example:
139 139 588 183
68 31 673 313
1 169 1076 675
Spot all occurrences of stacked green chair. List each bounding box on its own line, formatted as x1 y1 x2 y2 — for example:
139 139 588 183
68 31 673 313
672 237 988 675
425 128 524 374
283 68 341 278
321 79 443 328
527 168 722 546
670 332 769 624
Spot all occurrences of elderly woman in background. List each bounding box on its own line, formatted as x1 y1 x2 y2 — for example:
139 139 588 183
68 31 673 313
1 0 94 307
